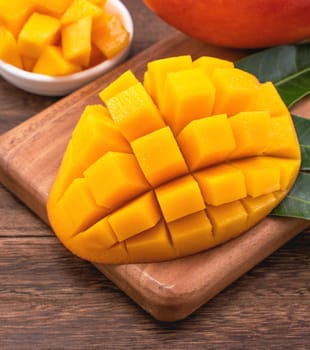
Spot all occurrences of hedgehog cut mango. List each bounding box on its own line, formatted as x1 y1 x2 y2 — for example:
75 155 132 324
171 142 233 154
47 55 301 264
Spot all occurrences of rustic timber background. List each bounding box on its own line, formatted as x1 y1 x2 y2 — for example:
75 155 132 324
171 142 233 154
0 0 309 349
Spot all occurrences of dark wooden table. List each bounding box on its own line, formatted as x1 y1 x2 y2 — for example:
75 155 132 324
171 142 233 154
1 1 309 349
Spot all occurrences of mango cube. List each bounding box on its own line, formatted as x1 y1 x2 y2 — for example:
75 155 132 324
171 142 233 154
265 115 301 158
168 211 214 256
71 104 131 171
83 152 150 209
18 12 60 59
241 193 278 228
161 68 216 134
131 126 188 187
177 113 236 170
107 192 161 241
58 178 108 235
93 14 129 59
32 0 72 17
99 70 139 104
126 221 176 262
155 175 206 222
146 55 192 106
79 217 118 250
62 16 92 67
0 27 23 68
248 82 289 117
33 46 81 76
211 68 259 116
206 201 248 244
61 0 103 25
232 157 281 197
193 56 234 76
194 163 247 206
228 111 271 159
106 83 165 142
0 0 34 38
268 158 301 190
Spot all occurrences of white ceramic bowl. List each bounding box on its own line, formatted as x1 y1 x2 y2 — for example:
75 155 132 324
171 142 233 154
0 0 133 96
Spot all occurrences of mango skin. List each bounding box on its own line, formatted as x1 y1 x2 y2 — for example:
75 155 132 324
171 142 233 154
144 0 310 49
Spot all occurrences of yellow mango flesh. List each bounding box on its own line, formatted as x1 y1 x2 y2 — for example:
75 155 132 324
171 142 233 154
0 0 128 75
61 0 103 25
32 0 73 18
18 12 61 59
92 14 130 59
0 0 35 38
145 55 192 107
47 55 301 264
160 67 216 134
33 46 81 76
61 16 92 67
0 27 23 68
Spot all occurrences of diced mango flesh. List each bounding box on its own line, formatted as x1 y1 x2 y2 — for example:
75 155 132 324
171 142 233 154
61 16 92 67
247 82 289 116
131 126 188 187
126 221 176 263
193 56 234 75
106 83 165 142
241 193 279 229
0 27 23 68
228 111 271 159
161 67 216 134
0 0 129 75
83 152 150 208
99 70 139 104
177 113 236 170
211 68 260 116
232 157 281 197
155 175 206 222
18 12 61 59
92 14 129 59
47 55 301 264
32 0 73 18
145 55 192 106
57 178 108 235
194 163 246 206
107 191 161 242
168 211 214 256
206 201 248 244
33 45 81 76
0 0 35 38
61 0 103 25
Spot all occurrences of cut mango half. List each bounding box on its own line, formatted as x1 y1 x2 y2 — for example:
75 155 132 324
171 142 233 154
47 55 301 264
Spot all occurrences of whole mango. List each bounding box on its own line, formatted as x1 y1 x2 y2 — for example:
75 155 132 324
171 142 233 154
144 0 310 49
47 55 301 264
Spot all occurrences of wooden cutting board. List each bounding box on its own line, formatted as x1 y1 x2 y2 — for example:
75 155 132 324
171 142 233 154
0 33 309 322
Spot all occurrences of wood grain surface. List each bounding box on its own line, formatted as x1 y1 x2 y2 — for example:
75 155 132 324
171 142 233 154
0 1 309 348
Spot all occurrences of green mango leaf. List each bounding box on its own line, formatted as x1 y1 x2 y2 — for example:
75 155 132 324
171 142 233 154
292 115 310 170
236 44 310 107
236 45 310 220
270 172 310 219
276 70 310 108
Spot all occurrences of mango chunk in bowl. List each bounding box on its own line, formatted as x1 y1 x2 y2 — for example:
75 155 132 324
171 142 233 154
0 0 133 96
